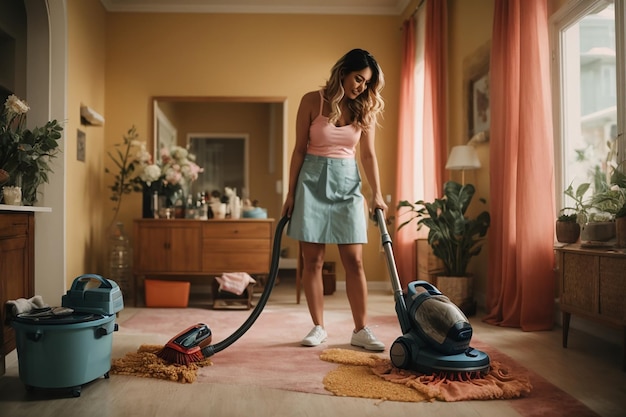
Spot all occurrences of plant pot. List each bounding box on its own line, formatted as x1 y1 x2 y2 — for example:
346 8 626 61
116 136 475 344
435 275 476 316
581 221 616 242
555 221 580 244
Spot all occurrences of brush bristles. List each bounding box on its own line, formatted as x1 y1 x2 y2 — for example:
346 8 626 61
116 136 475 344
156 346 205 365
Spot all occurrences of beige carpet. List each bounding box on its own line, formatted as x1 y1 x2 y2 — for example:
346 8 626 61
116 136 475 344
111 307 601 416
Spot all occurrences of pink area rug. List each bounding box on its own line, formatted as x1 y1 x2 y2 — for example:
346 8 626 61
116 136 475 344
116 305 599 416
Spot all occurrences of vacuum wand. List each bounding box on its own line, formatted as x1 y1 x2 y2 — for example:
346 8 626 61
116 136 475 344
374 208 411 335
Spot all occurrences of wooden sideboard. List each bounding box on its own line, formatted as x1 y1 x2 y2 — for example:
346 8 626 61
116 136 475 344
555 244 626 370
0 211 35 376
133 218 274 305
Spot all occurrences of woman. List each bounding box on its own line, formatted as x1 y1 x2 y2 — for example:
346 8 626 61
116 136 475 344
282 49 388 351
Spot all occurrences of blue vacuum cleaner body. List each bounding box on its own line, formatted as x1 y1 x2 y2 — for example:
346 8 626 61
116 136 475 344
375 209 490 375
389 281 490 374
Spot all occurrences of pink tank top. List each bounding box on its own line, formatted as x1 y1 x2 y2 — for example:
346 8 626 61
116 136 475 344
307 90 361 158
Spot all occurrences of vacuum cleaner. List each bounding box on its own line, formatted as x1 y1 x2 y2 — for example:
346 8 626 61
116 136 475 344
374 208 490 375
157 215 290 365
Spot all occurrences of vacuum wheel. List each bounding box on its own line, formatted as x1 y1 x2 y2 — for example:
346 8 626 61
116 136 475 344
389 337 412 370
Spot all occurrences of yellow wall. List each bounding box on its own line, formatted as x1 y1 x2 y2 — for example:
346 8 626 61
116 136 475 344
64 0 568 292
102 12 401 283
66 0 107 287
447 0 494 298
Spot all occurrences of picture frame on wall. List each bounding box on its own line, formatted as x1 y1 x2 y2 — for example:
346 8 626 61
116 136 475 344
463 41 491 142
469 71 490 138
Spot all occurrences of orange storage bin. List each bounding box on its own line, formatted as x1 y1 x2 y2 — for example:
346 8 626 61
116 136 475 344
145 280 190 308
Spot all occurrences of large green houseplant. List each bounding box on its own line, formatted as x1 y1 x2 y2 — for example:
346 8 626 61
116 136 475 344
397 181 491 277
397 181 490 314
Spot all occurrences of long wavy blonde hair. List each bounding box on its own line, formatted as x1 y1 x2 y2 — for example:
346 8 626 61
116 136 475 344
324 49 385 131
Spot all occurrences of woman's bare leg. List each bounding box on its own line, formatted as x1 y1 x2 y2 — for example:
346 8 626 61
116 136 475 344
300 242 326 326
338 243 367 331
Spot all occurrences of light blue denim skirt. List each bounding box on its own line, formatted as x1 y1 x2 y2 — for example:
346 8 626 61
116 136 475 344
287 154 367 244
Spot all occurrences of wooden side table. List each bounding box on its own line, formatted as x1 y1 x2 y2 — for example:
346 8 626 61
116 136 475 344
555 243 626 371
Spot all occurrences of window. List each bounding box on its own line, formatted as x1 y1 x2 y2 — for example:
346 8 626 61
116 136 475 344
551 0 626 215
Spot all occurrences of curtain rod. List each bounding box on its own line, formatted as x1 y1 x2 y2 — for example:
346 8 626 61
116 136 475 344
400 0 425 29
411 0 426 19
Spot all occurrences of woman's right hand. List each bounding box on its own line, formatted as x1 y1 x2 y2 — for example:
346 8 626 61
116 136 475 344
281 194 295 218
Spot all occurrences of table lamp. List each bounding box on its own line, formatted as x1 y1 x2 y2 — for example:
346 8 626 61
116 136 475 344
445 145 481 185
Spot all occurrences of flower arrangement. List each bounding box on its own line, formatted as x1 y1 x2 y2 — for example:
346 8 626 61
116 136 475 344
106 126 202 220
0 94 63 205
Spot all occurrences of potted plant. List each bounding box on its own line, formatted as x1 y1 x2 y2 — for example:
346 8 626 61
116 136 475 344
0 95 63 205
397 181 490 315
555 211 580 244
562 178 623 242
562 182 591 225
615 204 626 248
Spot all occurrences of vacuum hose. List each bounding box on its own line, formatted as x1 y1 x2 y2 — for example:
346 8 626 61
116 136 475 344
200 215 290 358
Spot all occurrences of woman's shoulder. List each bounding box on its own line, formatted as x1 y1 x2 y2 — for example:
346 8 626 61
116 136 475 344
301 90 322 103
299 90 323 113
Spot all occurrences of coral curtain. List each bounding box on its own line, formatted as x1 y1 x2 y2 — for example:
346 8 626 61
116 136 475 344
422 0 447 199
394 16 419 288
395 1 447 288
484 0 556 331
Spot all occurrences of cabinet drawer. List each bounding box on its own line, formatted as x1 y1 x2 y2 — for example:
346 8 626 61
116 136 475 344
203 238 269 254
203 222 270 239
203 252 270 274
599 257 626 321
0 214 29 238
203 239 270 273
561 252 597 312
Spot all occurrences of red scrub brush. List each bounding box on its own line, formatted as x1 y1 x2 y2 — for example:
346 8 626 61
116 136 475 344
156 323 213 365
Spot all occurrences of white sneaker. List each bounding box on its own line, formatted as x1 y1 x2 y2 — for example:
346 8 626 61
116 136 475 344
301 325 327 347
351 326 385 351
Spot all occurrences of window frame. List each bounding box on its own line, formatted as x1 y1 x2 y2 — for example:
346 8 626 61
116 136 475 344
550 0 626 215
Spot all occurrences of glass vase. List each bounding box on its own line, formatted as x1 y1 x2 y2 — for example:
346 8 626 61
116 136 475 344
108 222 134 305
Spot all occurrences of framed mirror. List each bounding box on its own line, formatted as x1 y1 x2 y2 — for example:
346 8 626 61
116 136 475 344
152 96 287 219
187 133 248 199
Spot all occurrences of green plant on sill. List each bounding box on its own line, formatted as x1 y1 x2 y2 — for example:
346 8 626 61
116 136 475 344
615 204 626 219
557 212 578 223
397 181 491 277
562 182 591 225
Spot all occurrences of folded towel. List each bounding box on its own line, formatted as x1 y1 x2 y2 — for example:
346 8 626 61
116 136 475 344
5 295 49 317
215 272 256 296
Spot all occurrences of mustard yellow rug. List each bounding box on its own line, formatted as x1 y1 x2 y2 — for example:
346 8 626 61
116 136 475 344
320 348 533 402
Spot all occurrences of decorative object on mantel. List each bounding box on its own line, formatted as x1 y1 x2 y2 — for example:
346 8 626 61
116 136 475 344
106 126 203 220
0 95 63 205
2 185 22 206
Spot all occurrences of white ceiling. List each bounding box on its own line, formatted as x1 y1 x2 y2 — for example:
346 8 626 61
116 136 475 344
100 0 412 16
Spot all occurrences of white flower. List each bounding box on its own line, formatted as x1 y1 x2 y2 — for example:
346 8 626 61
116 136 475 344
140 164 161 185
5 94 30 115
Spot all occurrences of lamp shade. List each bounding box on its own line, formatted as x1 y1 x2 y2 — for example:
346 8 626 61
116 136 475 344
445 145 481 170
